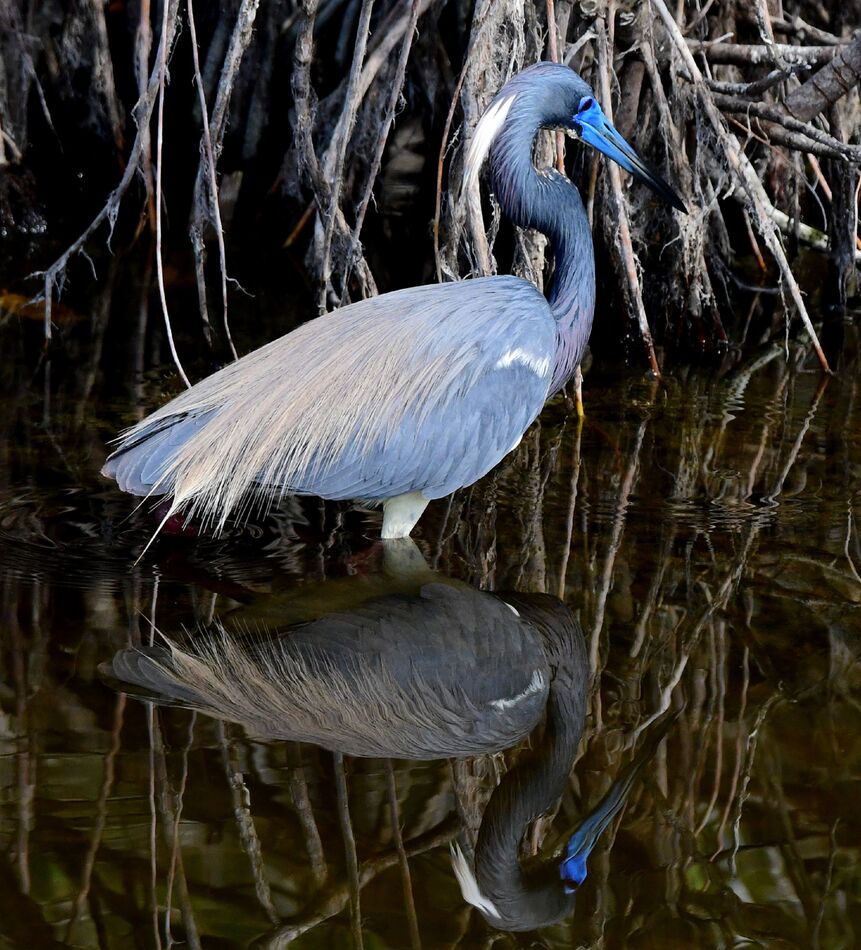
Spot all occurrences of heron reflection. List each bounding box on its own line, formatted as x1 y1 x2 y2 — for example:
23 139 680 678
104 547 672 933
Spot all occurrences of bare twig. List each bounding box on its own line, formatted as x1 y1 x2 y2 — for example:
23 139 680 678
546 0 565 173
187 0 217 348
687 40 842 67
154 0 191 387
64 695 127 944
714 646 750 849
597 15 661 376
134 0 156 232
557 415 582 599
151 712 203 950
750 0 783 69
588 413 649 673
189 0 260 357
747 14 842 46
163 712 197 945
33 0 182 347
354 0 435 102
291 0 326 196
333 753 363 950
767 206 861 262
743 208 768 271
256 820 456 948
703 66 809 97
218 723 279 924
286 743 328 887
730 115 859 163
845 506 861 586
654 0 832 373
385 761 422 950
317 0 375 311
709 92 861 163
88 0 126 154
727 694 781 875
434 60 470 282
342 0 422 297
146 704 163 950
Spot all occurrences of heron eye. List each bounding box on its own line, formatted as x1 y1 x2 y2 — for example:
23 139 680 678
578 96 594 113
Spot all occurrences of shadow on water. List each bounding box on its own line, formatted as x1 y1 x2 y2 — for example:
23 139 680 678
1 254 861 948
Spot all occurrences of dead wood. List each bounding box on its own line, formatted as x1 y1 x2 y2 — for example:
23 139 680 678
188 0 260 358
154 0 191 387
785 30 861 122
596 13 661 377
652 0 832 372
688 40 843 67
709 93 861 163
341 0 423 297
32 0 182 345
3 0 860 371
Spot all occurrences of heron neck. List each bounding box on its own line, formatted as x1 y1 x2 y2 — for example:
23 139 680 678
476 694 582 863
473 606 587 923
489 123 595 394
472 688 583 926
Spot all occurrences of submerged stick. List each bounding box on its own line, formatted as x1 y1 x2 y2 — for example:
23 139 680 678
257 820 456 948
64 694 127 944
218 723 280 924
333 753 363 950
385 761 422 950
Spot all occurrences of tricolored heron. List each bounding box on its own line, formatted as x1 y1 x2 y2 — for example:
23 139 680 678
102 548 672 932
103 62 683 539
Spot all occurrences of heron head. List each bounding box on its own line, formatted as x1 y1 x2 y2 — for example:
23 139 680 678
464 63 685 213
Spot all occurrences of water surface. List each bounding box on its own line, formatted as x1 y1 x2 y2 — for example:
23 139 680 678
1 266 860 949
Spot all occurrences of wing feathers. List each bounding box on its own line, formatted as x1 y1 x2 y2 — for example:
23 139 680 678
104 278 554 526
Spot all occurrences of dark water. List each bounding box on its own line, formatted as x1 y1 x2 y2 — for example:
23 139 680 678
1 261 860 949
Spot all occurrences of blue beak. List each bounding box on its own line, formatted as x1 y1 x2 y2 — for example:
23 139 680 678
560 710 680 893
575 98 686 213
559 771 633 892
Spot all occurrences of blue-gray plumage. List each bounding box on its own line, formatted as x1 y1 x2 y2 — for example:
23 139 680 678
102 62 683 539
101 576 556 759
103 579 551 760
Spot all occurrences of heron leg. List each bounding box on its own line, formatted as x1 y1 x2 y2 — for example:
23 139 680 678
574 364 585 419
381 492 429 539
381 536 430 575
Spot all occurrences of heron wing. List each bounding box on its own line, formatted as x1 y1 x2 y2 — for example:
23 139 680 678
103 276 555 526
103 583 551 758
292 357 548 500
